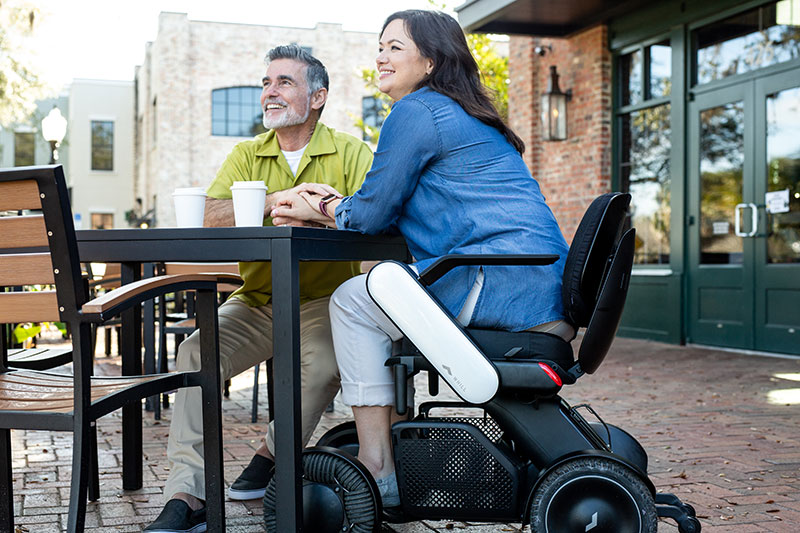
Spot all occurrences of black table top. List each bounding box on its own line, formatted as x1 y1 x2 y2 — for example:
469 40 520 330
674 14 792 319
75 226 409 263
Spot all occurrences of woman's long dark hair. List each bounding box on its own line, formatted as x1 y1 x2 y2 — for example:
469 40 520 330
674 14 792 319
383 10 525 154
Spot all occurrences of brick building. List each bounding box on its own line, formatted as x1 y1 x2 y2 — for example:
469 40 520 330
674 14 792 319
134 12 379 227
458 0 800 356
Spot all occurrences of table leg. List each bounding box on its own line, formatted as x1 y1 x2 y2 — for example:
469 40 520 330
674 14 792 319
120 262 143 490
271 239 303 531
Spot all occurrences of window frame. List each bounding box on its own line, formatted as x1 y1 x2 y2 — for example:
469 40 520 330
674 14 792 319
90 119 115 172
211 86 267 138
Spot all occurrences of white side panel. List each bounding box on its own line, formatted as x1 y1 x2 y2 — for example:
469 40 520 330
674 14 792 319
366 262 499 404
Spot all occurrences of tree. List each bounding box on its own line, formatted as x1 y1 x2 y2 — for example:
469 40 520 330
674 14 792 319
353 3 510 144
0 0 48 126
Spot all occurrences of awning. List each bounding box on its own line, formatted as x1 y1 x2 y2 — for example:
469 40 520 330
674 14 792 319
456 0 652 36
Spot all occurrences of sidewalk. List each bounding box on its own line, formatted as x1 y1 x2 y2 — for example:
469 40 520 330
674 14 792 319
9 333 800 532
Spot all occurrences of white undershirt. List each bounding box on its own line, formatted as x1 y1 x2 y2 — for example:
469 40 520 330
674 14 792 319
281 143 308 176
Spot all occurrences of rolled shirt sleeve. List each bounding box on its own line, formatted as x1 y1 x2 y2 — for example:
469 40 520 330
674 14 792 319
335 97 440 233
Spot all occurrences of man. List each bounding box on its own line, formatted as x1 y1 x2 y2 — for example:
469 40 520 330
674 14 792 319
145 45 373 533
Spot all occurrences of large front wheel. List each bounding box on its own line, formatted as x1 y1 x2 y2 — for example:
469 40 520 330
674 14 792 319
530 457 657 533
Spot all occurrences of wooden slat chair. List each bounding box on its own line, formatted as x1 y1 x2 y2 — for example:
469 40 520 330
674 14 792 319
153 262 244 419
0 165 229 532
155 262 278 424
86 262 123 357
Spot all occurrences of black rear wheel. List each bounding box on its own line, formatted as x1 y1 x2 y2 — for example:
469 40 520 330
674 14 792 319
263 446 380 533
530 457 657 533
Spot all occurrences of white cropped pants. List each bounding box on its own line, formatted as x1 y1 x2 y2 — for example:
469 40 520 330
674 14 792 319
330 269 574 408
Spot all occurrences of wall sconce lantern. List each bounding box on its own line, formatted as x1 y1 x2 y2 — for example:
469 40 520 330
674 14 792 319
541 66 571 141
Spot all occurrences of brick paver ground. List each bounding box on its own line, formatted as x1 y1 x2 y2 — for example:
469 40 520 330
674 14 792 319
8 331 800 532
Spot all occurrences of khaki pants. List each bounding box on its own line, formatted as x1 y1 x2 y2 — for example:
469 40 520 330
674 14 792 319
163 296 339 500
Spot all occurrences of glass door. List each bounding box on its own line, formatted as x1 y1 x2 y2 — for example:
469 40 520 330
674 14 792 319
687 84 755 349
688 68 800 354
754 71 800 353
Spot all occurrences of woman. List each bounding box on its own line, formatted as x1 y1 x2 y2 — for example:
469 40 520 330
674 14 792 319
270 9 572 507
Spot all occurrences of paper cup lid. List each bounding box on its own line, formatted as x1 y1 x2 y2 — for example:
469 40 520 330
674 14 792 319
230 181 268 190
173 187 207 196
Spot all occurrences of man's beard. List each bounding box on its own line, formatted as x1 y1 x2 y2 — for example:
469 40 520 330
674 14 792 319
262 98 310 129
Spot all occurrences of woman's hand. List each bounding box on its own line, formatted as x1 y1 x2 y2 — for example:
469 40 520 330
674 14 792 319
271 190 335 227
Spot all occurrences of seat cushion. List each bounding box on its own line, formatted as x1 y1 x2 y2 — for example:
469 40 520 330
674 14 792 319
464 328 574 368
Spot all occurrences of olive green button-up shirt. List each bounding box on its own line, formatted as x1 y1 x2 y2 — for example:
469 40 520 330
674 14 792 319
206 122 373 307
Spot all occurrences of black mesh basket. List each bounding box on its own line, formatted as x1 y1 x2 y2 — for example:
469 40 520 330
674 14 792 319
392 416 522 522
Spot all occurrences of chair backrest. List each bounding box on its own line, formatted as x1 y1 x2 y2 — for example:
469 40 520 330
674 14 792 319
0 166 85 368
559 192 635 375
561 192 630 327
577 228 635 373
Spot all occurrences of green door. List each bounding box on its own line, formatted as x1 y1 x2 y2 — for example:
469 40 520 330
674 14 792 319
688 69 800 354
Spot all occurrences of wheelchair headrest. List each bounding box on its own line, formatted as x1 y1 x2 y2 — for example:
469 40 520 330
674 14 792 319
561 192 631 327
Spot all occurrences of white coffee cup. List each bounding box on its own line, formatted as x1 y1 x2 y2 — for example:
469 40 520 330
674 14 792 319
230 181 268 227
172 187 207 227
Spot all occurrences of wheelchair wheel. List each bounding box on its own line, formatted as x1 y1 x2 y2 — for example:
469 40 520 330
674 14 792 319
530 457 657 533
263 446 380 533
315 420 360 456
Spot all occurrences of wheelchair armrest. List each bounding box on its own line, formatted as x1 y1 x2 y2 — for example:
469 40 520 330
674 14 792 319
418 254 560 286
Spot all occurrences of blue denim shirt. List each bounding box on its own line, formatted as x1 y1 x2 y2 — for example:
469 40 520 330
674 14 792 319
335 87 568 331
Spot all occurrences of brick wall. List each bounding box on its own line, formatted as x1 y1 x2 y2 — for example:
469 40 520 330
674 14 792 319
509 26 611 242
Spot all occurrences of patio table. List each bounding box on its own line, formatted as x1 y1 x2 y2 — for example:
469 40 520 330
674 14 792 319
76 225 409 531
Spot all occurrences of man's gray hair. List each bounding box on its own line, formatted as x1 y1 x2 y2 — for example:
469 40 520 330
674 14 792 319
265 45 329 94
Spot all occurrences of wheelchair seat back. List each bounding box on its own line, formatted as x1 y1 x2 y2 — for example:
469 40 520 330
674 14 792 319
560 192 636 375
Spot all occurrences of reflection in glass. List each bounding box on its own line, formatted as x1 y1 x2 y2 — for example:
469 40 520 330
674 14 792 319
91 120 114 171
766 86 800 263
695 1 800 85
649 41 672 99
620 49 642 106
620 104 671 264
14 132 35 167
699 102 744 264
211 87 267 137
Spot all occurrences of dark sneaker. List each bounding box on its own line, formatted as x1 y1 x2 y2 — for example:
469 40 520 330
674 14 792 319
144 499 206 533
227 454 275 500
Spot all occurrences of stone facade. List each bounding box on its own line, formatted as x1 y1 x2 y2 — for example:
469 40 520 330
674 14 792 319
508 26 612 242
135 12 379 227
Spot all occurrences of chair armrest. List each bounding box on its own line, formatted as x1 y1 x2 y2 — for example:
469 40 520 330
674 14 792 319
80 273 232 322
417 254 560 286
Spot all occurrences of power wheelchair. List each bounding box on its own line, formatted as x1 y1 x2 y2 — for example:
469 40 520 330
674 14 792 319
263 192 701 533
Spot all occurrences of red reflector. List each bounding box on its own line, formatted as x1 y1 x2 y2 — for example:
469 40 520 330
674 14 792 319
538 363 563 386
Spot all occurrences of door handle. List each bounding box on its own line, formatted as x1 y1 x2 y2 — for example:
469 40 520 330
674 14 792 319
734 203 759 237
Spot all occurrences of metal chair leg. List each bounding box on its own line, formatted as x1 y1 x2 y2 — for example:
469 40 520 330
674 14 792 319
88 422 100 501
0 428 13 533
266 358 275 422
251 362 260 423
65 424 92 533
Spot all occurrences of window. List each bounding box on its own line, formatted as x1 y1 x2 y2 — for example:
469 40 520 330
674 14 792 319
90 213 114 229
620 39 671 106
361 96 386 141
695 0 800 85
617 39 673 265
91 120 114 171
211 87 267 137
14 132 35 166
